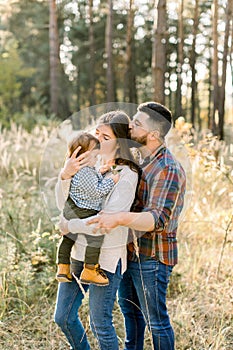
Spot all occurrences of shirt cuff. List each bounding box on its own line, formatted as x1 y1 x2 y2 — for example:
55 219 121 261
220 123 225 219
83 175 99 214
142 208 163 232
68 219 79 234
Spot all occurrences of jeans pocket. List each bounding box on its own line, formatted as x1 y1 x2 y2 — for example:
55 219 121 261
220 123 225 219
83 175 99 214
158 263 173 285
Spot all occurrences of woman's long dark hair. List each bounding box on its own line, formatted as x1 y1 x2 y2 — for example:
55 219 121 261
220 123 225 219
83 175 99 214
97 110 139 173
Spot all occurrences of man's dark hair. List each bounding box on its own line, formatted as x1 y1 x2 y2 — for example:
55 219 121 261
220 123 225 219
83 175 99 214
138 102 172 139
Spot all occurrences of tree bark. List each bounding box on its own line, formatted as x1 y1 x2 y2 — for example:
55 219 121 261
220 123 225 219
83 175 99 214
207 42 212 129
124 0 137 103
176 0 184 119
218 0 232 140
152 0 166 105
49 0 60 116
190 0 199 127
230 2 233 90
105 0 115 102
89 0 96 109
211 0 219 135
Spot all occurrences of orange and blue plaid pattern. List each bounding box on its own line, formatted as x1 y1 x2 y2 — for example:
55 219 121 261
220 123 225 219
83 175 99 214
128 145 186 266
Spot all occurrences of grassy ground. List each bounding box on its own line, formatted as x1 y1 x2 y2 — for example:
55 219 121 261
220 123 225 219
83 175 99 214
0 122 232 349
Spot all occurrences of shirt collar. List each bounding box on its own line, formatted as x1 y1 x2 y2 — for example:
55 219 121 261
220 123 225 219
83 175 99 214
141 144 166 167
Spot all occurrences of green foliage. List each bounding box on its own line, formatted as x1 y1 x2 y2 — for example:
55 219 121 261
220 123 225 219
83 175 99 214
0 44 21 108
0 35 60 130
3 0 70 119
0 0 231 133
0 39 34 125
8 0 50 112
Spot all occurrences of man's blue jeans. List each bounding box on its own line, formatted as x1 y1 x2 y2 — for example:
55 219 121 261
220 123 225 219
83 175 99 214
118 259 174 350
54 259 122 350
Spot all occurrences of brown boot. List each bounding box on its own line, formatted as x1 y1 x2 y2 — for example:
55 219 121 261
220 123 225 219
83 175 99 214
80 264 109 286
56 263 72 283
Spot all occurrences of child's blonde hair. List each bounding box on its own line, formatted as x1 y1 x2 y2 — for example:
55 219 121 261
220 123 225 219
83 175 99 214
67 132 100 158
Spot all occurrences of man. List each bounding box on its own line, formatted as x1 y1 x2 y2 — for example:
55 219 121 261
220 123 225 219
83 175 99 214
88 102 186 350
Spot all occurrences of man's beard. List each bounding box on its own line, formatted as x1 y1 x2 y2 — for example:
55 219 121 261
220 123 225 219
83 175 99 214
130 133 147 147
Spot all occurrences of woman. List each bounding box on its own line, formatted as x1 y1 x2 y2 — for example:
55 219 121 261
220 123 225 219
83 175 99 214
54 111 139 350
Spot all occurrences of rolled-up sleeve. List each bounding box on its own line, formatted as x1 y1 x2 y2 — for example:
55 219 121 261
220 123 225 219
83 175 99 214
143 166 180 231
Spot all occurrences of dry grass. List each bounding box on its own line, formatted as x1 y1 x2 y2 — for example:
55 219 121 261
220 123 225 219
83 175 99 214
0 122 232 349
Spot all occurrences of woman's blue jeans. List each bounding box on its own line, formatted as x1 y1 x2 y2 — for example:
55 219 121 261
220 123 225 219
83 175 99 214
118 259 174 350
54 259 122 350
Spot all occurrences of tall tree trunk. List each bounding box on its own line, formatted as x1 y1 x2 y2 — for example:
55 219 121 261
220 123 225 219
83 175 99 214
218 0 232 140
89 0 96 109
105 0 115 102
190 0 199 127
49 0 59 116
211 0 219 135
197 98 201 131
124 0 137 103
152 0 166 105
207 43 212 129
230 3 233 90
77 64 80 111
175 0 184 119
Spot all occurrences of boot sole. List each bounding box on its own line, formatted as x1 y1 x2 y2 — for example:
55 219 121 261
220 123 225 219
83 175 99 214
56 275 72 283
80 279 109 286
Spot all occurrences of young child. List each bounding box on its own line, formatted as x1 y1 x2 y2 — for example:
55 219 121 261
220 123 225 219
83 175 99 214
56 132 119 286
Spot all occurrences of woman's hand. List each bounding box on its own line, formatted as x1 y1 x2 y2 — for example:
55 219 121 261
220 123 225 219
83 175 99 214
58 215 69 235
61 146 91 180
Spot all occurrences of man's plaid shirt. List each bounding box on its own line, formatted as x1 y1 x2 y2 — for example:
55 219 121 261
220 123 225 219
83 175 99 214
70 166 115 211
128 145 186 266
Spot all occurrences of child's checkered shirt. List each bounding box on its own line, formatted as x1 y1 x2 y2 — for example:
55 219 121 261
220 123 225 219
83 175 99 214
69 166 115 211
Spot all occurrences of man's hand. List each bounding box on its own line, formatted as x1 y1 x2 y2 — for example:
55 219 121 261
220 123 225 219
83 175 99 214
87 212 121 233
61 147 91 180
58 215 69 235
88 211 155 233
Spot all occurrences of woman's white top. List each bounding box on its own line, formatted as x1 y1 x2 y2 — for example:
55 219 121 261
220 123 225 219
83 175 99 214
55 165 138 274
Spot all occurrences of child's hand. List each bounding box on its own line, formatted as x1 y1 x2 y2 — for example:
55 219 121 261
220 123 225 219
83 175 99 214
109 172 120 184
99 164 111 174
